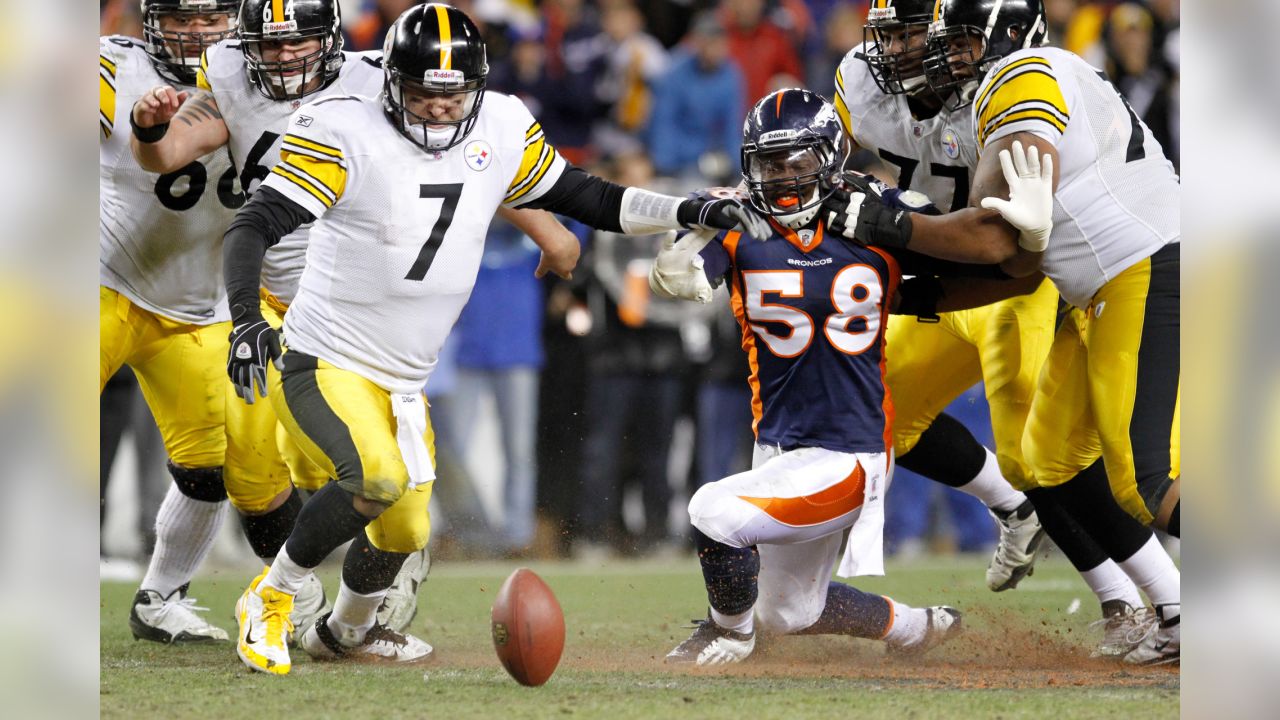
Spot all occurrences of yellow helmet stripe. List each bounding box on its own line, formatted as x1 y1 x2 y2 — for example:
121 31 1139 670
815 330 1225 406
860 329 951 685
435 4 453 70
271 0 284 24
933 0 943 21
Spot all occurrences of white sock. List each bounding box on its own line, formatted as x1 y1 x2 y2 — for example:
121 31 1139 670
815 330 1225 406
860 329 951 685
327 580 389 646
956 450 1025 513
1080 560 1144 607
1118 535 1180 607
710 607 754 635
262 546 310 596
881 598 928 646
140 484 227 598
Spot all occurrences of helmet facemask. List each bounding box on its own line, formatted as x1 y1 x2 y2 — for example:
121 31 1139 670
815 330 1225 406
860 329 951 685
141 2 238 85
243 30 341 100
923 23 991 110
744 137 844 229
384 70 486 152
859 9 934 98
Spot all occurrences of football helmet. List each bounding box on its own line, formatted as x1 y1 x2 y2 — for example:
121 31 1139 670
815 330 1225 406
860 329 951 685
924 0 1047 108
856 0 937 96
382 3 489 152
140 0 239 86
741 89 848 229
237 0 344 101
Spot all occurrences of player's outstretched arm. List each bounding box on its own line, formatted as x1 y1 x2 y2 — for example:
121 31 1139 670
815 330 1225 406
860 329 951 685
221 187 314 404
130 87 230 173
498 206 581 280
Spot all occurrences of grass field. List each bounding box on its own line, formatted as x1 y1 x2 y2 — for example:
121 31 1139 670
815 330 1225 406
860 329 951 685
101 554 1178 719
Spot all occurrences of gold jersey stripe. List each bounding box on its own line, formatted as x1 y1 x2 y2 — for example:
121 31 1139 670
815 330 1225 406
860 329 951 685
525 122 541 140
282 133 345 160
976 57 1054 113
833 91 853 137
834 66 845 93
99 71 117 138
506 143 555 203
977 69 1070 144
981 109 1068 145
99 54 116 77
278 160 338 204
436 4 453 70
280 150 346 197
272 165 339 208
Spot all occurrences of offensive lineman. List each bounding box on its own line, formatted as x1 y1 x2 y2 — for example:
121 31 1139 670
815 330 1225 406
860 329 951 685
833 0 1178 660
100 0 240 645
218 3 768 675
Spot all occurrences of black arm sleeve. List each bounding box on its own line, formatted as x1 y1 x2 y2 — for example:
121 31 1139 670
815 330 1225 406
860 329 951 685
223 186 314 322
886 247 1013 279
516 166 626 233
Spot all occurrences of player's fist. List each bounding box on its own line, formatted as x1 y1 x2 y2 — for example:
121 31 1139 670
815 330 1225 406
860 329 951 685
132 85 188 130
227 320 283 405
823 171 912 248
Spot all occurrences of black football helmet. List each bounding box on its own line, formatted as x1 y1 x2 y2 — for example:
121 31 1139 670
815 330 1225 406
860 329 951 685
140 0 239 85
741 89 849 229
237 0 344 101
924 0 1047 108
382 4 488 152
856 0 937 96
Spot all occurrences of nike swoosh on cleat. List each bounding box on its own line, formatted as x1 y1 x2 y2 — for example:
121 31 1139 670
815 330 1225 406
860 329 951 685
244 623 255 647
1154 640 1171 652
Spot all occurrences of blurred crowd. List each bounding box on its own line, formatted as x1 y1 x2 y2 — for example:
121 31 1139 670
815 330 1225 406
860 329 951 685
100 0 1181 565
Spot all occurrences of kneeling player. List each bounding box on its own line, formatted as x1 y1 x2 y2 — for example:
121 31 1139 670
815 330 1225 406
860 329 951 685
655 89 1045 666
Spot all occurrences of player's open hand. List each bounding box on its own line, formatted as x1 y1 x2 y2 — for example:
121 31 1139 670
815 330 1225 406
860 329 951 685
227 320 283 405
132 85 189 129
980 140 1054 252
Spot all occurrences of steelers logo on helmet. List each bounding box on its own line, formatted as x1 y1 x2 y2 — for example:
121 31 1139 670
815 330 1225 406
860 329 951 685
856 0 938 97
237 0 345 101
741 89 849 230
140 0 240 86
382 3 489 153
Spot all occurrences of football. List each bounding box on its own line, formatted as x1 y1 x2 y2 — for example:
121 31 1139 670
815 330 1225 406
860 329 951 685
491 568 566 687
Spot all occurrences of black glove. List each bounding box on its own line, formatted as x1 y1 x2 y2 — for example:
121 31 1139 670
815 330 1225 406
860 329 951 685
823 171 913 248
678 196 771 240
227 309 282 405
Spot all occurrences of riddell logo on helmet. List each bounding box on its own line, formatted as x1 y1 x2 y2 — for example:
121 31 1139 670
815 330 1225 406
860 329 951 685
264 20 299 34
426 69 465 83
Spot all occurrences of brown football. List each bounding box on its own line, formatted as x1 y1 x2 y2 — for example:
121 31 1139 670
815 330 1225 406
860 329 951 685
491 568 565 687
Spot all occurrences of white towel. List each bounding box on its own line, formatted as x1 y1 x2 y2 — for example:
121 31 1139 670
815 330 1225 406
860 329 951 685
837 459 888 577
391 393 435 490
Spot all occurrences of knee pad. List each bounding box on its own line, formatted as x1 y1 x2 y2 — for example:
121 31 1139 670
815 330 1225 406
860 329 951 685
167 462 227 503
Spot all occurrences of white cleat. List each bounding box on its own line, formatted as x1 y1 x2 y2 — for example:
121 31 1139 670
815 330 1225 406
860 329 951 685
129 584 229 644
1124 604 1179 666
376 547 431 632
235 568 294 676
298 612 435 664
665 615 756 666
986 500 1046 592
288 573 330 646
1090 600 1157 658
887 606 963 656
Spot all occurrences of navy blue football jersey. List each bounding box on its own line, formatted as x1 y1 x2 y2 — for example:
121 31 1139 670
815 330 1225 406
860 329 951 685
701 220 900 454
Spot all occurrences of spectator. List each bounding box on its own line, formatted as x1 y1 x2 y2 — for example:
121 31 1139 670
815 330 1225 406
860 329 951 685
804 1 863 99
592 0 670 157
345 0 417 51
448 217 550 555
1099 3 1178 168
1044 0 1105 55
720 0 803 110
647 13 744 183
540 0 610 163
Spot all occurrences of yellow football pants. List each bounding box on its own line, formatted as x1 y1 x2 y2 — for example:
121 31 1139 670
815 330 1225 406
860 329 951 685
1023 244 1180 525
885 278 1058 491
223 295 327 513
99 286 226 469
269 349 435 553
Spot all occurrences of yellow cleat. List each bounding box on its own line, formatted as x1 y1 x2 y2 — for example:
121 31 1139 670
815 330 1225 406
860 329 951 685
235 567 295 675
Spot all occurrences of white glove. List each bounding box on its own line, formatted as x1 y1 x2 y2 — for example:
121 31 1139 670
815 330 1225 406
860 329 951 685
980 140 1055 253
649 228 716 303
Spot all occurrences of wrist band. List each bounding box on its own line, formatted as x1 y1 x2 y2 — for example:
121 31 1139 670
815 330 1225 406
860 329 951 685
129 109 170 144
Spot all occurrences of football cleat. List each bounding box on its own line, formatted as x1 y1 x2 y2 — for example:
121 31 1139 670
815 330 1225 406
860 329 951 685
1123 604 1180 666
665 615 756 666
1089 600 1157 658
887 606 963 656
235 568 294 675
986 500 1046 592
129 584 229 644
288 573 330 646
376 547 431 632
298 612 435 664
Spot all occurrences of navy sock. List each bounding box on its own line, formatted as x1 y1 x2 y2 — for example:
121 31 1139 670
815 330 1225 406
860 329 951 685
795 582 892 639
693 528 759 616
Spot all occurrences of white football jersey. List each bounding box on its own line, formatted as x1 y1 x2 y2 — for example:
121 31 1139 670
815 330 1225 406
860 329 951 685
198 41 384 305
261 92 568 393
99 36 236 324
972 47 1180 308
834 43 978 213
